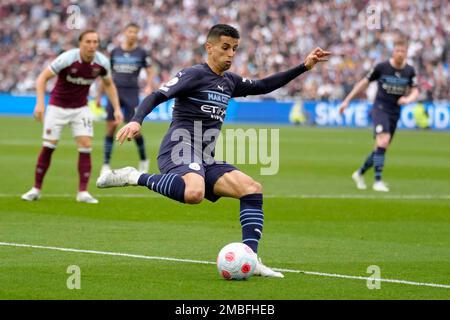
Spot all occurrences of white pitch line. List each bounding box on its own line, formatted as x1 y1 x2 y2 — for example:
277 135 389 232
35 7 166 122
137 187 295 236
1 241 449 290
1 193 450 200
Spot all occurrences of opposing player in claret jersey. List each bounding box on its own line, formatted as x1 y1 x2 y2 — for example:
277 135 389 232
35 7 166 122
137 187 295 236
339 37 419 192
97 24 330 276
98 23 154 175
21 30 123 204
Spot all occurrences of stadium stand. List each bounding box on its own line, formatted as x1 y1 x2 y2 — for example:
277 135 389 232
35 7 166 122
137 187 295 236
0 0 448 101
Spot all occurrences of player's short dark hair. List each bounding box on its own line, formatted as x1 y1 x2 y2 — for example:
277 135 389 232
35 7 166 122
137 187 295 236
124 23 140 30
394 37 408 48
207 24 240 42
393 31 408 47
78 29 99 42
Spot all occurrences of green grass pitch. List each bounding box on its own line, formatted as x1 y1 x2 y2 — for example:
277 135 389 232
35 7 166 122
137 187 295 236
0 116 449 299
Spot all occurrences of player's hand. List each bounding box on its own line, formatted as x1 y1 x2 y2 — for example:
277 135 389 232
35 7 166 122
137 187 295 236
397 97 409 105
113 109 124 125
33 103 45 122
338 101 349 114
116 121 141 144
304 47 331 70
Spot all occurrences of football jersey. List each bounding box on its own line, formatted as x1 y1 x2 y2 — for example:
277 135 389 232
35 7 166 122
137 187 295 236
366 60 417 114
110 46 150 88
49 48 111 108
157 62 284 156
158 63 272 130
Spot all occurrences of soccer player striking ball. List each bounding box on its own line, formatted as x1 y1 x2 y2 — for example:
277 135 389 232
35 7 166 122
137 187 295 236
339 37 419 192
97 24 330 277
22 30 123 204
98 23 155 175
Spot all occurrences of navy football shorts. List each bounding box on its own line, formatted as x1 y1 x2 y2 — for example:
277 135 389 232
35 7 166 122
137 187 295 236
157 145 238 203
106 87 140 122
371 103 400 139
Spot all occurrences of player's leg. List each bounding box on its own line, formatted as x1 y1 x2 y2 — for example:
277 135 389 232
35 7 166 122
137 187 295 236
212 169 263 252
135 132 149 173
97 137 205 204
352 107 387 191
102 100 119 174
207 166 283 278
74 135 98 203
72 106 98 203
97 166 204 204
373 133 390 181
371 110 395 192
22 105 63 201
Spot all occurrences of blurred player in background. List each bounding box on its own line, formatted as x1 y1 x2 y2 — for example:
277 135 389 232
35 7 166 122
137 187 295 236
339 37 419 192
97 24 330 277
98 23 154 175
21 30 123 204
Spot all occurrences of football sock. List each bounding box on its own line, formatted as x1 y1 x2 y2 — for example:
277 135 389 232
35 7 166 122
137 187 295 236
134 135 147 161
359 151 375 175
78 148 92 192
138 173 185 203
104 136 114 164
374 147 386 182
240 193 264 254
34 142 56 189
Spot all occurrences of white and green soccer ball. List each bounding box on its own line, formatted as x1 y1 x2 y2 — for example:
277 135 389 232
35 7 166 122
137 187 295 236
216 242 257 280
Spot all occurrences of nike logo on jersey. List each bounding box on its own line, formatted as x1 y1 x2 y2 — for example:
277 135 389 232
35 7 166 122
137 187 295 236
217 85 224 91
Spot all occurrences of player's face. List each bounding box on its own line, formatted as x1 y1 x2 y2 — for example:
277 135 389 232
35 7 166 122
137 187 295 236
124 26 139 44
208 36 239 72
79 32 99 60
392 45 407 65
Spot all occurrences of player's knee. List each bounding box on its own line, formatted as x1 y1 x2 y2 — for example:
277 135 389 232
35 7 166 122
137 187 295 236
184 188 204 204
76 136 92 148
243 180 263 195
77 142 92 149
377 137 390 148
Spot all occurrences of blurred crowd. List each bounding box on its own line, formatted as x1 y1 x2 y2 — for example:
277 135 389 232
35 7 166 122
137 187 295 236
0 0 448 101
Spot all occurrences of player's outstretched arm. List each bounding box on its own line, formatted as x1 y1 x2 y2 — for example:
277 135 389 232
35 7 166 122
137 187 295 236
34 68 55 122
233 47 330 97
338 78 370 114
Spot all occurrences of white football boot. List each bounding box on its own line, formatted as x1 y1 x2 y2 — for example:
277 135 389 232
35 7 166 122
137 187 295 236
373 181 389 192
96 166 141 188
100 163 111 176
138 159 150 173
351 170 367 190
76 191 99 204
21 187 41 201
254 257 284 278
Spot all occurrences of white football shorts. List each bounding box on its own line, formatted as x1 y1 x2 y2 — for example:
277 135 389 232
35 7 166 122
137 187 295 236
43 104 94 140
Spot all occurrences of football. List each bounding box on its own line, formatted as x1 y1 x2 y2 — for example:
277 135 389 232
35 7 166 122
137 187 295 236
217 242 257 280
